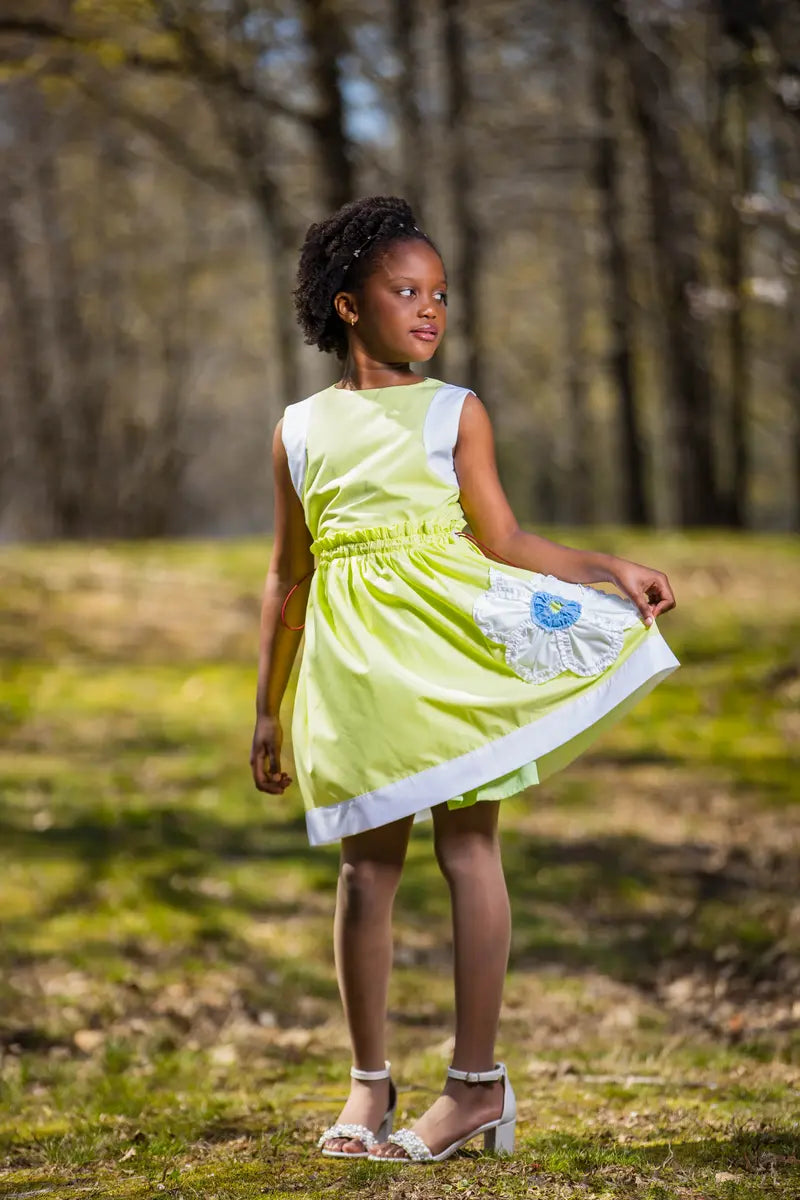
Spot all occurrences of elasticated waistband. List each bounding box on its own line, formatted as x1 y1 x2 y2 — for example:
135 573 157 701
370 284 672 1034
310 516 464 561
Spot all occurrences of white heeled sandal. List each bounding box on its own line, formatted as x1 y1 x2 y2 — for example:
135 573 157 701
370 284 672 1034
367 1060 516 1162
317 1059 397 1158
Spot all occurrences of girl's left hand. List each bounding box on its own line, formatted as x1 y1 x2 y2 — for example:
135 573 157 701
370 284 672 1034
251 713 293 794
609 557 676 627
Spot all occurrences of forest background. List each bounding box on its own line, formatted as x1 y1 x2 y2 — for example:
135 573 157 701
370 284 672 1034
1 0 799 541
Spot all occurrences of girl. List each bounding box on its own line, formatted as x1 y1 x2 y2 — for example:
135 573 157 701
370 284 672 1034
250 195 678 1163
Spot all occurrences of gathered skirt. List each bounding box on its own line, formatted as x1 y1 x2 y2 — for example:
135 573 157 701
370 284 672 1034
289 515 680 846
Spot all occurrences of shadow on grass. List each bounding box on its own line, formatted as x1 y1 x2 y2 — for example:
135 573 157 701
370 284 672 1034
1 784 796 1000
526 1125 800 1179
0 797 344 1020
400 824 797 988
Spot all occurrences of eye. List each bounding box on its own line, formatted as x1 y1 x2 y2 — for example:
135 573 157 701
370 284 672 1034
397 286 448 304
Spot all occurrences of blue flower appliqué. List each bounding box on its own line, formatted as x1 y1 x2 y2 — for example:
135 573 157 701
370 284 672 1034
530 591 582 631
473 567 643 684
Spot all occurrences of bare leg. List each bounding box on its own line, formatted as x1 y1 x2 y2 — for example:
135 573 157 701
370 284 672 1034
371 799 511 1159
321 812 415 1154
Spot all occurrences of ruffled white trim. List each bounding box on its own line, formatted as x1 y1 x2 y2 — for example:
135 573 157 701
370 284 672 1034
473 566 642 684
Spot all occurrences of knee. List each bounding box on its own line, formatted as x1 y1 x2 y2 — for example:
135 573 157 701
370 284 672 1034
434 833 499 885
339 858 402 903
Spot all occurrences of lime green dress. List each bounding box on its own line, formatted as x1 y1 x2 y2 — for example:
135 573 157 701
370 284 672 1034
281 377 679 847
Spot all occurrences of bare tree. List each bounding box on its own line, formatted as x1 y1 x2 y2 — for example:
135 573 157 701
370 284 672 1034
393 0 425 219
442 0 484 402
590 7 648 525
715 0 800 529
299 0 354 210
712 34 752 526
0 173 60 535
555 7 592 525
608 1 724 526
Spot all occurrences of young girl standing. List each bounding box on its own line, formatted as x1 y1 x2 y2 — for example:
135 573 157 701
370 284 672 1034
250 195 678 1163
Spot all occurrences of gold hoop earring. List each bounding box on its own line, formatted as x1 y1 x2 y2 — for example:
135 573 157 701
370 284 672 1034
350 317 357 325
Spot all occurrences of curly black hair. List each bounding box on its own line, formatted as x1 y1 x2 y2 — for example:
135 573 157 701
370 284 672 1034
293 195 439 359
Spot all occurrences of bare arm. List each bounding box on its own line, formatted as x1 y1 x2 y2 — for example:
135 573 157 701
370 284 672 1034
453 392 676 624
251 418 315 792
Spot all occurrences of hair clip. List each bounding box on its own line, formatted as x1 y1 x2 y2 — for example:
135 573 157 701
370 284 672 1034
346 221 423 269
351 232 376 260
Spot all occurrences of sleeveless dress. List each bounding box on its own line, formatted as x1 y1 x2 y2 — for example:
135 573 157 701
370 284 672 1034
281 377 679 847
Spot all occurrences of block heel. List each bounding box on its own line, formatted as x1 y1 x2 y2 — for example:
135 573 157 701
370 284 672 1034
484 1115 515 1154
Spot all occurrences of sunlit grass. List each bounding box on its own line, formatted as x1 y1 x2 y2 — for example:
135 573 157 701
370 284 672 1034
0 530 798 1197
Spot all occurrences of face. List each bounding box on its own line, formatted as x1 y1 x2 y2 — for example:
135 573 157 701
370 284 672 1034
338 239 448 363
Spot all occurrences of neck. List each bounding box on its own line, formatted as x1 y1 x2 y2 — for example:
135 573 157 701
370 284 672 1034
336 355 424 391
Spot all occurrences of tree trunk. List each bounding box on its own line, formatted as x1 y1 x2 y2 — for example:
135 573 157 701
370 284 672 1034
154 6 302 405
442 0 484 401
211 101 301 405
609 3 723 526
300 0 354 211
790 284 800 532
393 0 424 219
714 44 752 527
555 12 592 525
558 238 592 525
35 131 107 535
136 322 189 537
0 177 60 534
591 16 648 525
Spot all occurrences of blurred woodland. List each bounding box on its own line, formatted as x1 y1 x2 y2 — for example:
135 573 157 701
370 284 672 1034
0 0 799 539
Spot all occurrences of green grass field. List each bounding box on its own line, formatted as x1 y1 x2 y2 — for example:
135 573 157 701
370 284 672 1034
1 529 798 1199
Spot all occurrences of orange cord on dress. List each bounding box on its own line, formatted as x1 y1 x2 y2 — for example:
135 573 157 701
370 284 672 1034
280 567 315 631
453 530 518 568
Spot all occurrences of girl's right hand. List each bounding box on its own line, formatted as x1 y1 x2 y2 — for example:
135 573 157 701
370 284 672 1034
250 713 293 793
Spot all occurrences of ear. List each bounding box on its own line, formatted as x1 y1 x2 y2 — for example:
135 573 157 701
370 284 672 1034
333 290 358 325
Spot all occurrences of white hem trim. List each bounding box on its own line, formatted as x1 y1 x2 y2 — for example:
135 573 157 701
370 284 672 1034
304 631 680 846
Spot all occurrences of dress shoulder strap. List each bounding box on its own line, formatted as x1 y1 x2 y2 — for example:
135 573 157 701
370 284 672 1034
422 383 473 489
281 394 315 501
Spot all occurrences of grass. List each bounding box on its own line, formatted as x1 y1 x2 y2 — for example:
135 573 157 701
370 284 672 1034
0 528 798 1198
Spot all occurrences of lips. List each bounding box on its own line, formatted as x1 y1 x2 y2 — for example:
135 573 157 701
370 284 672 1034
411 326 438 341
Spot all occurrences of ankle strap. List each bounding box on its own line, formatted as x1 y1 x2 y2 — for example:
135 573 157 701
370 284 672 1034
350 1059 391 1080
447 1061 504 1083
